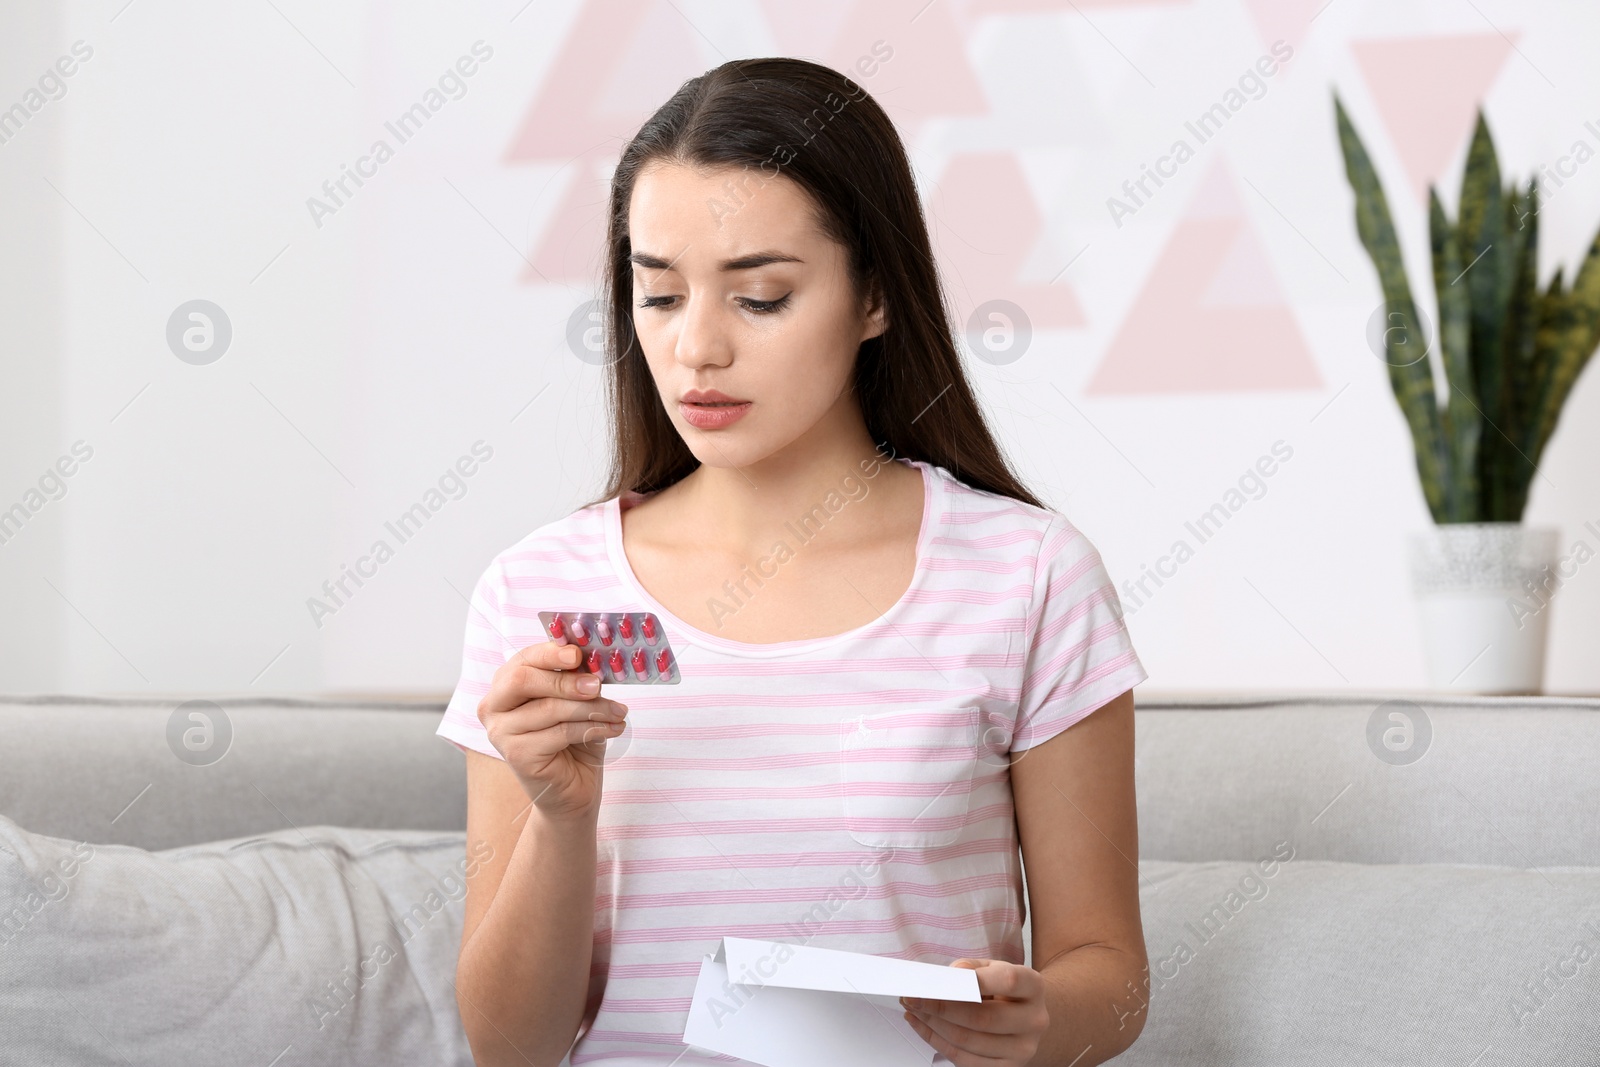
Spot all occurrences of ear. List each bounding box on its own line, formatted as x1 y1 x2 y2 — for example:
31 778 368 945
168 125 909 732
860 278 890 341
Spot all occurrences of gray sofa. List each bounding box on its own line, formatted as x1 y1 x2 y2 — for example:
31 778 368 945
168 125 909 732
2 692 1596 1065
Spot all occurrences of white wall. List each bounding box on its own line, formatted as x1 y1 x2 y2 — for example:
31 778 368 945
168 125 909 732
2 0 1597 697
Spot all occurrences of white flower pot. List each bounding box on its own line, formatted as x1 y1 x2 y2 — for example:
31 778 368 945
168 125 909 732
1407 522 1562 694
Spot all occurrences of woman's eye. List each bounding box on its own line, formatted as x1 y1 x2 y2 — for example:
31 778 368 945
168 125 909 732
636 294 792 314
740 294 791 314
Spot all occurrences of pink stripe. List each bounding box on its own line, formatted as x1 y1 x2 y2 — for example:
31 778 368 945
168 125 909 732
595 837 1015 877
612 687 1007 711
572 1039 746 1065
898 583 1031 607
460 687 1003 713
592 934 1024 966
500 545 610 564
1035 584 1120 645
610 709 990 740
502 574 629 593
597 802 1013 841
596 937 1023 985
928 528 1040 549
601 960 711 980
604 770 1007 804
461 644 502 666
945 501 1038 525
923 554 1032 574
596 998 695 1013
1025 612 1133 693
604 908 1019 944
447 679 490 698
587 750 989 772
573 1030 716 1047
1021 650 1144 734
598 873 1013 911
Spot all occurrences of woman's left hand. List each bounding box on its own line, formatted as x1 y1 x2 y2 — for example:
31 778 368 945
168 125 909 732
900 958 1049 1066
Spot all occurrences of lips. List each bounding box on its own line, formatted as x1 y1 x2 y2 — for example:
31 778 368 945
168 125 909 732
681 389 749 405
679 390 752 430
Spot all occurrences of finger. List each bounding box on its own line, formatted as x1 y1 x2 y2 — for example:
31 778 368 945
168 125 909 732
495 695 630 735
480 646 578 722
509 641 601 691
491 655 610 712
509 640 586 673
901 1011 1010 1066
519 648 608 703
498 715 627 762
565 717 628 750
903 993 1036 1035
954 959 1036 1001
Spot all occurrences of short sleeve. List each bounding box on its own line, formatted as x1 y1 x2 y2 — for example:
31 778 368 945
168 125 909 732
1010 516 1149 753
435 557 516 760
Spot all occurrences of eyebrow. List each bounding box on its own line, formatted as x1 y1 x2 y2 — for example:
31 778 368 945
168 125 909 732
629 250 804 272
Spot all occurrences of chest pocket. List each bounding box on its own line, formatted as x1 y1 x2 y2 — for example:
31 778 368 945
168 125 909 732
838 709 981 848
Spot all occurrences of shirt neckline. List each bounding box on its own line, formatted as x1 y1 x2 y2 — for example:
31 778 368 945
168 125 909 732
604 457 943 659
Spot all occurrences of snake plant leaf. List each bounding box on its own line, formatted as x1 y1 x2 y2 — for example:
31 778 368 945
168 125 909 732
1457 110 1508 517
1334 92 1448 521
1526 267 1575 468
1497 178 1542 519
1428 185 1478 522
1529 223 1600 474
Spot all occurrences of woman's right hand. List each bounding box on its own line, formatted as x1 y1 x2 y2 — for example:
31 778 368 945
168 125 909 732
476 640 629 819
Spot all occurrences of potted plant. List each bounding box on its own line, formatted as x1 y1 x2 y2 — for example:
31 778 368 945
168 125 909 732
1334 92 1600 694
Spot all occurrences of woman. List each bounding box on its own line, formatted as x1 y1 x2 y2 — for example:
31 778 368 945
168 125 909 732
438 57 1150 1067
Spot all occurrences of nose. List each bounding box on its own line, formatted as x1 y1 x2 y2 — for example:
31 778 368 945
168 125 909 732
672 291 734 371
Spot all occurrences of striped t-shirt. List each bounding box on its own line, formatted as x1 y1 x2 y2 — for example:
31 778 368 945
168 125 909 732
436 457 1148 1066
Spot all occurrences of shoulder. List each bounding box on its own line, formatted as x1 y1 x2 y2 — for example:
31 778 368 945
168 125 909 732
471 498 615 599
496 499 609 567
927 462 1088 562
927 464 1118 635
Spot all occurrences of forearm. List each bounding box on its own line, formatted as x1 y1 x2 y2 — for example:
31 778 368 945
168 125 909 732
457 808 600 1067
1027 944 1148 1066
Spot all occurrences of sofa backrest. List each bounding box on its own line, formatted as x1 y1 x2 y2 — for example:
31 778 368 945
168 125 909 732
1 692 1595 864
0 696 467 852
1131 692 1600 868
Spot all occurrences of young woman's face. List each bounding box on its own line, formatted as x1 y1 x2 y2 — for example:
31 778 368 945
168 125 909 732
627 160 887 469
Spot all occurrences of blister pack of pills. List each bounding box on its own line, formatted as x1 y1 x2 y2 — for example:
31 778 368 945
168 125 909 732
540 610 681 684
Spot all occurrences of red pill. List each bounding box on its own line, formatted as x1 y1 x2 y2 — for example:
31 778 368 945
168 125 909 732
587 648 603 676
609 649 626 678
618 615 635 641
547 615 568 644
655 647 672 676
631 648 648 677
641 614 658 643
595 617 614 645
570 619 589 646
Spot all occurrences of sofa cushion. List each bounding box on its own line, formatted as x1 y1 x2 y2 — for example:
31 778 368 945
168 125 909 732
0 814 475 1066
1117 854 1600 1065
8 808 1596 1066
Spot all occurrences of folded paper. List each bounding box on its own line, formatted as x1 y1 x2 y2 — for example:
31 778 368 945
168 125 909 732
681 936 981 1067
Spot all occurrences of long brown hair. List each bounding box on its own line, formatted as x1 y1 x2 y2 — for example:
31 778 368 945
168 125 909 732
584 56 1043 511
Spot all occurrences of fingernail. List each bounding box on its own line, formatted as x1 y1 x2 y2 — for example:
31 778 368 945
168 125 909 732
578 676 600 694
